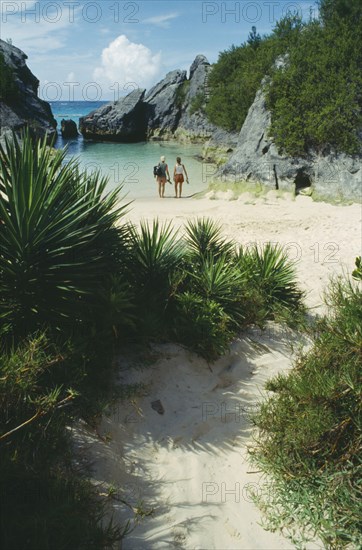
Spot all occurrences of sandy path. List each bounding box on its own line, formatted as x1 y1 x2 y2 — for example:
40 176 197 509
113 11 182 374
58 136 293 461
74 193 361 549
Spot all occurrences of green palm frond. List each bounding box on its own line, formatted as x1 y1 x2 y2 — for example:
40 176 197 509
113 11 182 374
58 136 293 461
0 131 129 337
128 219 183 289
184 217 235 260
186 252 246 325
238 242 304 311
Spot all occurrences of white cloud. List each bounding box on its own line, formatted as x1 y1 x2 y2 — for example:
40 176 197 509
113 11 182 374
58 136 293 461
93 35 162 92
142 13 180 28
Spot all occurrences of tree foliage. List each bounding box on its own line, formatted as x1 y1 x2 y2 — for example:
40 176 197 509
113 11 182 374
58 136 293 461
205 8 362 156
266 19 362 155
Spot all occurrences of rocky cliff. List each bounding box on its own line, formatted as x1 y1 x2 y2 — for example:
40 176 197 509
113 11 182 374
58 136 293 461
0 39 57 144
79 55 238 152
219 86 362 201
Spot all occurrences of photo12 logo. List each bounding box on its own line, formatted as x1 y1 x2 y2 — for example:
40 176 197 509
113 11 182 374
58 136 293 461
1 2 140 24
202 481 269 503
202 401 260 423
201 2 310 24
40 80 141 102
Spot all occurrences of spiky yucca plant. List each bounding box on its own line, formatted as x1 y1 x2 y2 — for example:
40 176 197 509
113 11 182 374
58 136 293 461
237 242 304 314
0 132 128 338
125 220 183 338
184 217 235 260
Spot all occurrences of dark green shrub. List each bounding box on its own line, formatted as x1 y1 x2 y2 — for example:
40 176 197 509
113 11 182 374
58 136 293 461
352 256 362 281
173 292 232 361
237 242 305 317
184 217 235 261
251 276 362 547
0 334 122 550
175 80 190 108
189 92 205 115
125 220 183 339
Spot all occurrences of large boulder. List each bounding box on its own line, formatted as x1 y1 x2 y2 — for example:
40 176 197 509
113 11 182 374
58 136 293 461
79 88 146 142
61 119 78 139
219 86 362 201
0 39 57 145
145 70 187 139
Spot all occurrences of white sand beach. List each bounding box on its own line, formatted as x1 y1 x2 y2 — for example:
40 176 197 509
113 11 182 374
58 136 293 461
74 193 361 549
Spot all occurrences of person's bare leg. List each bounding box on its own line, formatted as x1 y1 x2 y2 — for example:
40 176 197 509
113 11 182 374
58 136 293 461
179 182 183 198
158 179 162 198
174 182 177 197
161 181 165 197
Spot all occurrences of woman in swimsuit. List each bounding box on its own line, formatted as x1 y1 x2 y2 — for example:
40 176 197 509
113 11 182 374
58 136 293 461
173 156 189 198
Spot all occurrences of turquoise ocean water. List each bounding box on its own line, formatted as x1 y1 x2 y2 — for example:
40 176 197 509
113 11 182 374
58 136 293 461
50 101 210 200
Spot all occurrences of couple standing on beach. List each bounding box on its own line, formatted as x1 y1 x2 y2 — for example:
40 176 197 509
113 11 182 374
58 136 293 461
155 155 189 198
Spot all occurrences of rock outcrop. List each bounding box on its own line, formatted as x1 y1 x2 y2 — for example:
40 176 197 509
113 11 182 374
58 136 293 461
79 88 147 142
61 119 78 139
0 39 57 144
219 87 362 201
79 55 238 152
145 69 187 139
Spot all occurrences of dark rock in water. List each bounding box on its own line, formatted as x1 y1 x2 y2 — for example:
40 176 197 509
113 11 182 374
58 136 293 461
79 88 147 142
61 119 78 139
0 39 57 145
219 85 362 201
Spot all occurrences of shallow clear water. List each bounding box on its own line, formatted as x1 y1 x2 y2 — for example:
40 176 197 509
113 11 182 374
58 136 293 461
51 101 210 200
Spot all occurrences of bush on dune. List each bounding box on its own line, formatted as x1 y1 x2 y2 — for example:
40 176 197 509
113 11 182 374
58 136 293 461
0 133 129 549
170 219 305 359
120 217 305 360
251 274 362 547
0 334 122 550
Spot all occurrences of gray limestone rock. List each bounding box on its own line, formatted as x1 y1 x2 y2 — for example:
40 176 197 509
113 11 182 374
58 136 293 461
79 89 147 142
145 70 187 139
219 87 362 201
176 55 238 149
0 39 57 144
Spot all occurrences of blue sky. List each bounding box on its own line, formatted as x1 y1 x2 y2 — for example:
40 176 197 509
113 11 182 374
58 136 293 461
1 1 318 101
